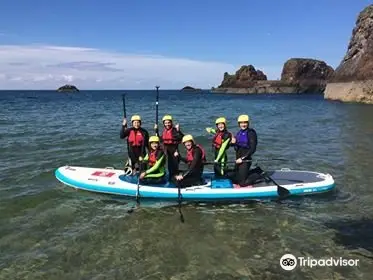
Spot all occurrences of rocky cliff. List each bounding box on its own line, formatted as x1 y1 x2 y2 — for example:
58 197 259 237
213 58 334 94
325 5 373 103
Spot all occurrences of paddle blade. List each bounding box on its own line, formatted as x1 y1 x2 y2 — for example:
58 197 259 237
277 185 291 198
205 127 212 133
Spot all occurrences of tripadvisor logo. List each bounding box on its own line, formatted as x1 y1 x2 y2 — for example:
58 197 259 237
280 254 359 271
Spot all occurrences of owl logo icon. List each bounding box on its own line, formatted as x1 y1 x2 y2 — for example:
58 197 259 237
280 254 297 271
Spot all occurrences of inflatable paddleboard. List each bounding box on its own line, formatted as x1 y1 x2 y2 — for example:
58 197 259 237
54 166 335 201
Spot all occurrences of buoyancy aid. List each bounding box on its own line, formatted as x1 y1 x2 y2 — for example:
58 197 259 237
162 128 178 145
186 144 206 164
128 129 144 147
148 150 157 166
213 130 231 149
235 129 250 148
213 131 223 148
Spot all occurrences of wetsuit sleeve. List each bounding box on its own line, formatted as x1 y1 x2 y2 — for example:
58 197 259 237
140 153 149 171
215 134 231 162
120 127 131 139
241 129 257 160
177 154 188 163
182 147 202 177
142 129 150 153
173 128 184 143
229 132 237 147
145 152 165 175
207 128 216 135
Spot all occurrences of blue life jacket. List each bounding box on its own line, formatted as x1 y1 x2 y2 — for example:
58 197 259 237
235 129 250 149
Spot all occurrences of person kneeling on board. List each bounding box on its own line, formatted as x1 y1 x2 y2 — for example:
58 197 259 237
173 134 206 188
138 136 167 184
229 114 260 187
154 114 184 181
120 115 149 174
206 117 232 178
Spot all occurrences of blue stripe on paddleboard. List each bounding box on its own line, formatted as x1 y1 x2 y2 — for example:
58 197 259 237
54 168 335 200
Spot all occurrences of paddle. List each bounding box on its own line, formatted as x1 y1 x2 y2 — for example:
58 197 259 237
135 160 143 205
176 180 185 223
203 158 287 165
254 166 291 199
122 93 132 173
155 86 160 137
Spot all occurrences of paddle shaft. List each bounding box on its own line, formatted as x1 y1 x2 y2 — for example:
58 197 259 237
122 94 132 168
122 93 127 121
155 86 160 136
136 164 143 204
204 158 288 165
177 181 185 223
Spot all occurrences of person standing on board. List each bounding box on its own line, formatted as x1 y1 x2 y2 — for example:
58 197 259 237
155 115 184 180
173 134 206 188
229 114 258 186
120 115 149 174
206 117 232 177
139 136 166 184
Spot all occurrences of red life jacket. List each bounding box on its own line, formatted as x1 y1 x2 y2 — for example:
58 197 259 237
213 131 224 148
186 144 206 164
128 129 144 147
162 128 178 145
148 150 157 166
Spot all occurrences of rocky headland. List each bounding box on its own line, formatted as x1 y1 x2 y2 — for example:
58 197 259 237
212 59 334 94
324 4 373 104
57 84 79 92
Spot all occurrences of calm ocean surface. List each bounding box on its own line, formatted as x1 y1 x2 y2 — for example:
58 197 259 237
0 90 372 279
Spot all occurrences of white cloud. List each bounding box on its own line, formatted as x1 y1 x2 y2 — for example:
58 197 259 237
0 44 245 89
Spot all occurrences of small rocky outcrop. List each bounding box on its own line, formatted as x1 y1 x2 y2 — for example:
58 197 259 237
281 58 334 92
57 84 79 92
180 86 201 91
218 65 267 88
213 59 334 94
325 4 373 103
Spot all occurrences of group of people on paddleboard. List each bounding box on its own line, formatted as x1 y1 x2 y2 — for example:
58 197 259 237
120 114 259 188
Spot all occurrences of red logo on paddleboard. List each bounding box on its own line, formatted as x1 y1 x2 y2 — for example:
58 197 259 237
91 171 115 177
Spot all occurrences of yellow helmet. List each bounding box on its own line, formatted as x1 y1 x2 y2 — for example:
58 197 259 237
131 115 141 122
237 114 250 123
215 117 226 125
182 134 194 143
149 136 160 143
162 115 173 122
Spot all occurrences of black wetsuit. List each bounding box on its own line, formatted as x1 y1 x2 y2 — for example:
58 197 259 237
157 126 184 180
120 126 149 170
174 144 205 188
229 128 258 186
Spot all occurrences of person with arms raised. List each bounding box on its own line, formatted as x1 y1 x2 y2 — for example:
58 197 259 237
138 136 166 184
206 117 232 177
120 115 149 174
229 114 258 187
155 115 184 180
173 134 206 188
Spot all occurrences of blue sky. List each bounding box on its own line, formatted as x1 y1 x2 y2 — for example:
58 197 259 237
0 0 371 89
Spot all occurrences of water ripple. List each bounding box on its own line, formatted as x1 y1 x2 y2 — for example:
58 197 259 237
0 90 372 279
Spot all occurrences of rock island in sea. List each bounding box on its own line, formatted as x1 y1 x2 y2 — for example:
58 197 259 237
57 84 80 92
180 86 202 92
